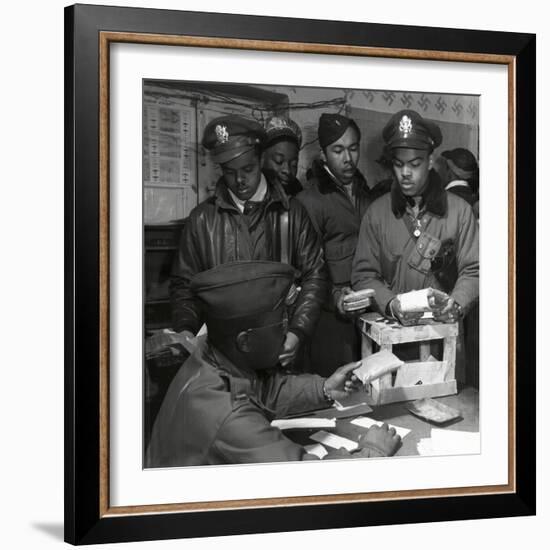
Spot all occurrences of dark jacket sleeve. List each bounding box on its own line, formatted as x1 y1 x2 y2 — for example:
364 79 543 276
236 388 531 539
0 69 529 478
260 370 327 418
287 198 328 338
351 207 396 315
169 212 205 334
211 402 307 463
450 201 479 312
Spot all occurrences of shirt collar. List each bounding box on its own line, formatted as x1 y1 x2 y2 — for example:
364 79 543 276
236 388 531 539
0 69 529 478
227 173 268 213
323 163 352 189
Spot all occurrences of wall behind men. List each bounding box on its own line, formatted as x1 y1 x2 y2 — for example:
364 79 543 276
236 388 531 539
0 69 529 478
264 85 478 188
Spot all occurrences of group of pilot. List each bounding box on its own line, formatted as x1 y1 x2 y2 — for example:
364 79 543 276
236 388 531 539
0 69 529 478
146 107 479 468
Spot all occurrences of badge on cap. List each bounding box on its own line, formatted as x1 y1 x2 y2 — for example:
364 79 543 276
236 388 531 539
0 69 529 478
269 117 287 130
215 124 229 144
399 115 413 138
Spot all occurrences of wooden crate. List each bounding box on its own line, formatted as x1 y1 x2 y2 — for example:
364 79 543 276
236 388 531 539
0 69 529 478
359 312 458 405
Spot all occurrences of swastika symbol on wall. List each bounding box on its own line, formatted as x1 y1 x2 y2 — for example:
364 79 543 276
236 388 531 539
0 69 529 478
363 90 375 102
452 99 463 116
435 96 447 114
401 93 413 108
417 94 430 111
383 91 396 105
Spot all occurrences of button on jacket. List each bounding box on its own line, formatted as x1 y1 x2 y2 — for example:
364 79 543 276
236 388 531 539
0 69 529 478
170 175 327 340
145 339 328 466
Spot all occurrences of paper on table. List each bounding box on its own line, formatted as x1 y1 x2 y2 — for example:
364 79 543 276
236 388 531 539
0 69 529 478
417 429 480 456
417 438 437 456
303 443 328 459
350 416 411 439
271 418 336 430
431 429 480 454
310 430 358 451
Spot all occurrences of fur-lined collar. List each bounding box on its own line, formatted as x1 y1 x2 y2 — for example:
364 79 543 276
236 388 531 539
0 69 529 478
311 159 369 199
391 170 447 218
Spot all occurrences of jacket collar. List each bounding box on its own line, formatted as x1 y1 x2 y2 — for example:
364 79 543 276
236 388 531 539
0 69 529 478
311 159 369 198
213 171 289 212
391 169 447 218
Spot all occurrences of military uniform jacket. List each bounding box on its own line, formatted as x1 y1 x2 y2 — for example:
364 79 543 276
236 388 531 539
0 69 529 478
145 338 328 467
297 161 373 297
351 172 479 314
170 175 327 339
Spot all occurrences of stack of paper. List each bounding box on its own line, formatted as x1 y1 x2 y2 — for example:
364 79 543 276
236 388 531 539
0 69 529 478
417 429 480 456
350 416 411 439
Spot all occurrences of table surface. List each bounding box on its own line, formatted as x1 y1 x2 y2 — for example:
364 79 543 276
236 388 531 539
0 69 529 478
287 386 479 457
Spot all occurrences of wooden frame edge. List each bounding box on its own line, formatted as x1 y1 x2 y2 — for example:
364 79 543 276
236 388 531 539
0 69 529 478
97 30 517 518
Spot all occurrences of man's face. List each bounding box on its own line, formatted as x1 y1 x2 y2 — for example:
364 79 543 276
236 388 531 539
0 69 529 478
263 140 299 185
220 148 263 201
391 148 433 197
323 126 360 185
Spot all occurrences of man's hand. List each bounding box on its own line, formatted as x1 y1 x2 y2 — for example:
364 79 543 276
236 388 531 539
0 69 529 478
278 331 300 367
335 287 371 318
432 298 462 323
428 289 462 323
389 296 424 326
323 361 362 402
357 423 401 457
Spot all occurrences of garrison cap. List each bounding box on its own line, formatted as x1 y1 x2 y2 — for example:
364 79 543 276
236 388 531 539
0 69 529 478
441 147 478 179
264 116 302 148
202 115 265 165
190 261 295 325
383 109 442 151
318 113 361 149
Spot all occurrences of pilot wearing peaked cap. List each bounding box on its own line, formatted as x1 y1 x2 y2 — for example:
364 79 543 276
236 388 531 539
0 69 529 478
171 113 328 371
352 108 479 333
262 115 304 197
202 114 266 165
148 260 401 467
382 109 443 151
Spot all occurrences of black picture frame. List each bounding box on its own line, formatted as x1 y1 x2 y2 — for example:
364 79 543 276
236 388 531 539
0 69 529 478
65 3 536 545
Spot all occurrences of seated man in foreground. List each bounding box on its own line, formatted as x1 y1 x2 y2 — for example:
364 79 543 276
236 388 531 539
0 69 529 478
146 261 400 467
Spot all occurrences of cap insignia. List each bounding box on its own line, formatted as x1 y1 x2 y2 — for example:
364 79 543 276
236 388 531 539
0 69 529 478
215 124 229 144
270 117 287 129
399 115 413 138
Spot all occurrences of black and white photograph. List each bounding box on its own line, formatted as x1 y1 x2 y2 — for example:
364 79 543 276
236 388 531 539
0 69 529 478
142 79 480 468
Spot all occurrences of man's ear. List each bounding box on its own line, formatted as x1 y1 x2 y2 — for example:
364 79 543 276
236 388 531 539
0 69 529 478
236 331 251 353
